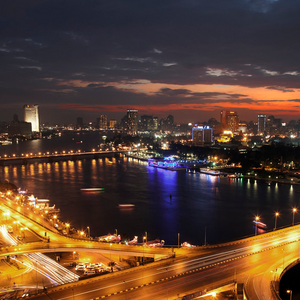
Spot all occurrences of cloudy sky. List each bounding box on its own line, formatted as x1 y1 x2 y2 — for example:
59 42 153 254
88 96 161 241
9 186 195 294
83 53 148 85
1 0 300 125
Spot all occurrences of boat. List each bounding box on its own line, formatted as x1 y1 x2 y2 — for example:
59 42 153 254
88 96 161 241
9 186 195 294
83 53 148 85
253 220 267 229
118 204 135 208
148 156 186 171
200 169 221 176
80 187 104 191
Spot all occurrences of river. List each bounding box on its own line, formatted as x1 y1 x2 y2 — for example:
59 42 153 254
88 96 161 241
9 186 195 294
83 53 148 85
0 132 299 245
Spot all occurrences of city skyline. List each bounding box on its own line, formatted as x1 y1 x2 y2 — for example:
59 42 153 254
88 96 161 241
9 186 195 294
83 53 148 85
1 1 300 124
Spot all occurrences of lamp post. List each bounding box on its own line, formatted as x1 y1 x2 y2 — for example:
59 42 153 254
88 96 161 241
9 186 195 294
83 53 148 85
255 216 259 236
178 233 180 248
87 226 90 238
287 290 292 300
274 212 279 230
143 236 146 264
292 208 297 226
110 243 112 262
66 223 70 234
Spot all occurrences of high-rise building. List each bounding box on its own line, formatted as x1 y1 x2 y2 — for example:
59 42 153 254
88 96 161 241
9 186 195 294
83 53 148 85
192 126 213 146
127 109 138 134
258 114 266 134
109 119 117 129
76 117 83 129
99 115 108 130
153 117 158 131
226 111 239 133
24 104 39 132
140 115 154 131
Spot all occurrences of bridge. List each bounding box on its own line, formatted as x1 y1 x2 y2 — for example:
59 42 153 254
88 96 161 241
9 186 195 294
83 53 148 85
1 192 299 299
0 149 131 165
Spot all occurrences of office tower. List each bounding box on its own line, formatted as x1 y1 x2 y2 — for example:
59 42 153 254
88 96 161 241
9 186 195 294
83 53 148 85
258 114 266 134
192 126 213 146
226 111 239 133
109 119 117 129
24 104 39 132
76 117 83 129
127 109 138 134
153 117 158 131
99 115 108 130
140 115 154 131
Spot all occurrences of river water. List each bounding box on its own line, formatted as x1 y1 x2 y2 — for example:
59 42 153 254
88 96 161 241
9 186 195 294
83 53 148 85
0 132 299 245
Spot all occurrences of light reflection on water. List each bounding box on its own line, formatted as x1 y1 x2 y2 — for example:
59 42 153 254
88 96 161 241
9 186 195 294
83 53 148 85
1 157 300 245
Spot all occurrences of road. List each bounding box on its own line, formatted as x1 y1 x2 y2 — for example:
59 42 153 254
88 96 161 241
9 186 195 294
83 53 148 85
2 191 300 299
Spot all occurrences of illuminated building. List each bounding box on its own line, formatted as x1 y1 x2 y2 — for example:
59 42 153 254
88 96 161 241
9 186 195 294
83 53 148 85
258 114 266 134
153 117 158 131
109 119 117 129
99 115 108 130
226 111 239 133
127 109 138 134
24 104 39 132
192 126 213 146
140 115 154 131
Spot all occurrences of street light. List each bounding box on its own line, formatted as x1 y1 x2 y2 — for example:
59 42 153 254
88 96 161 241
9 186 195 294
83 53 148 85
274 212 279 230
143 236 146 264
255 216 259 236
292 208 297 226
110 243 112 262
87 226 90 238
178 233 180 248
287 290 292 300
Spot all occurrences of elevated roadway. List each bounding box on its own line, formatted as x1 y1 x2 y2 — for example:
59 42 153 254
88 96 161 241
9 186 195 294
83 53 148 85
1 193 300 299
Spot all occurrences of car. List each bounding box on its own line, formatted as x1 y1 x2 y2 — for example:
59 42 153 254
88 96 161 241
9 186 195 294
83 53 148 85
75 263 85 271
84 268 95 275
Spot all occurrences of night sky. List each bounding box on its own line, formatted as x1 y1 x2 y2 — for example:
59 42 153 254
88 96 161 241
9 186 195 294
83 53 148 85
1 0 300 125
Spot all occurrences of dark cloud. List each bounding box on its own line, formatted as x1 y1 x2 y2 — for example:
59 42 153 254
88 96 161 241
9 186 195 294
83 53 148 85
1 0 300 123
266 86 295 92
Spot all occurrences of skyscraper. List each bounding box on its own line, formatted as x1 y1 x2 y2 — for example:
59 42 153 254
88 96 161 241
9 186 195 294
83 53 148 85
226 111 239 133
24 104 39 132
127 109 138 134
258 114 266 134
99 115 108 130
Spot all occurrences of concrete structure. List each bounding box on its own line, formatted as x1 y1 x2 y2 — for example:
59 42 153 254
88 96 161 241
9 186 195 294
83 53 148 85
24 104 39 132
258 114 266 134
192 126 213 146
127 109 138 134
99 115 108 130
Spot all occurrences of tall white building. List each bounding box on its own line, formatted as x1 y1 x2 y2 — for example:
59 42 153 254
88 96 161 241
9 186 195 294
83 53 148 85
24 104 39 132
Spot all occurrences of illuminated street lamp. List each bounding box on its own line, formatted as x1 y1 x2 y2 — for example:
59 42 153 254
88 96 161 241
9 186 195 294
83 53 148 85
287 290 292 300
292 208 297 226
87 226 90 238
80 231 84 238
255 216 259 236
66 223 70 234
274 212 279 230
